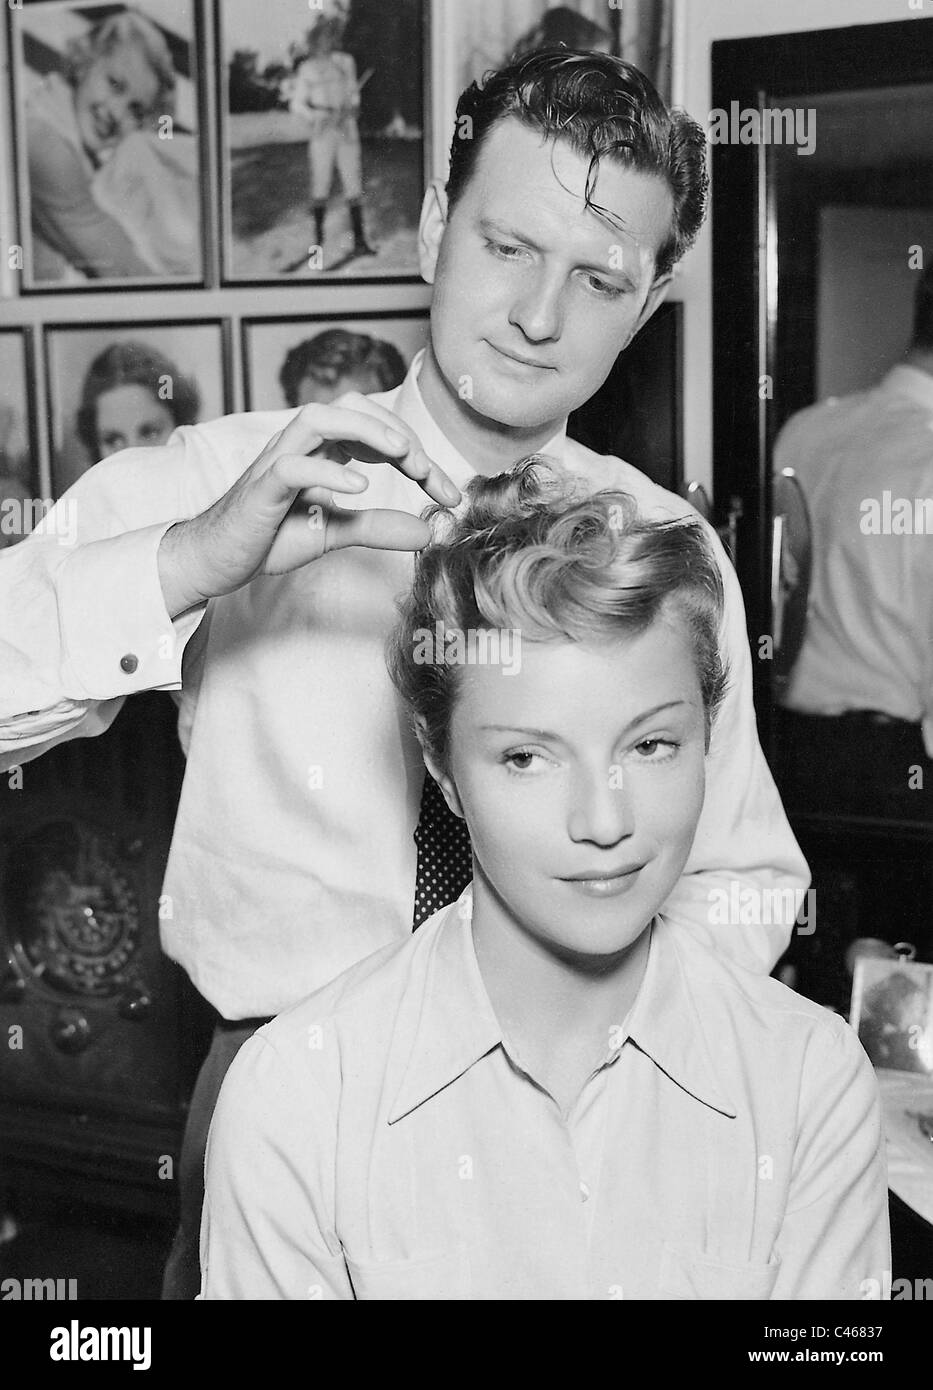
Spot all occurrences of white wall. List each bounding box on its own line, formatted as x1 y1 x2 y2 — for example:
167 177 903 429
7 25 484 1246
672 0 928 493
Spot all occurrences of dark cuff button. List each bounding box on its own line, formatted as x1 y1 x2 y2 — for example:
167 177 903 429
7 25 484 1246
120 653 139 674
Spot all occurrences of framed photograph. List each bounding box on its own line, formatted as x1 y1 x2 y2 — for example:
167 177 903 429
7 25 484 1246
568 300 683 494
850 956 933 1076
242 312 430 411
45 321 230 495
217 0 427 283
8 0 207 290
433 1 673 175
0 329 41 550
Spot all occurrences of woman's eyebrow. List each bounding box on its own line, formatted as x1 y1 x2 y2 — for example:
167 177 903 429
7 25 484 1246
480 703 689 741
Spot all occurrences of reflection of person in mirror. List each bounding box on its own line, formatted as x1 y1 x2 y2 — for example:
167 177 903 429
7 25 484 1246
773 265 933 823
279 330 407 408
288 16 376 264
25 10 198 281
859 971 933 1074
76 342 201 462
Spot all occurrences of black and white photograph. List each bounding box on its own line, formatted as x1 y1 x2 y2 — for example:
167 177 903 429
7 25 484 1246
218 0 425 281
242 313 430 410
8 0 206 288
2 0 933 1343
852 959 933 1077
449 0 672 106
0 330 39 551
45 322 228 493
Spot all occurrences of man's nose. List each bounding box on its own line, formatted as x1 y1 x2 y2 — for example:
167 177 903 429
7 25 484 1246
508 266 565 343
567 764 635 846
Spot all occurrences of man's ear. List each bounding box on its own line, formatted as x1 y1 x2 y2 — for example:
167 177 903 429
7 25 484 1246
415 717 465 820
418 180 449 285
625 270 673 347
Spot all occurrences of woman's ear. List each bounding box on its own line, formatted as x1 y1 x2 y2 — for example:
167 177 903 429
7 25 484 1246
414 717 465 820
418 180 449 285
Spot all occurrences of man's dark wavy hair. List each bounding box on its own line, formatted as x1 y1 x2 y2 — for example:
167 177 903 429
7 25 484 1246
446 48 708 279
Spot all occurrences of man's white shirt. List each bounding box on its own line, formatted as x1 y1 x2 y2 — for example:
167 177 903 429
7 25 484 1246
0 352 808 1016
775 364 933 755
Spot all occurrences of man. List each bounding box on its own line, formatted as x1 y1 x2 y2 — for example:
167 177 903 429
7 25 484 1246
773 263 933 824
0 51 807 1298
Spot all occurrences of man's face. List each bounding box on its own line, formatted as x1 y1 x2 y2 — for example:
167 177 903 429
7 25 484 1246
75 44 160 155
424 118 674 431
436 616 707 964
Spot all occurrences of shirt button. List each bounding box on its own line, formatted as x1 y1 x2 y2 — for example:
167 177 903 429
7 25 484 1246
120 654 139 674
580 1181 590 1203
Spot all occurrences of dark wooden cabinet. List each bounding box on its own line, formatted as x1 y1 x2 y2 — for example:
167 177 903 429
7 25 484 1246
0 693 212 1216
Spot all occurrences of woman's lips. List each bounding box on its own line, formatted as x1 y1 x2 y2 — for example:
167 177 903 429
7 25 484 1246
561 866 645 898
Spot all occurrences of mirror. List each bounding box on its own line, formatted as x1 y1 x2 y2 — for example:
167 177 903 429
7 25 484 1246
711 19 933 1008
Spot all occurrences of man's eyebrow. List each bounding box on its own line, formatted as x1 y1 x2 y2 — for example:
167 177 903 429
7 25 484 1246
478 216 543 251
478 216 640 289
480 702 689 741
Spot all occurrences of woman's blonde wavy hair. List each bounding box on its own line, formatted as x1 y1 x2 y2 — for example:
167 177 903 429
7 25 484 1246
388 457 728 772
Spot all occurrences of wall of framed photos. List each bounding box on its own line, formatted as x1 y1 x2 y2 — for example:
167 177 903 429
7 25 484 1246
0 0 678 516
0 0 452 508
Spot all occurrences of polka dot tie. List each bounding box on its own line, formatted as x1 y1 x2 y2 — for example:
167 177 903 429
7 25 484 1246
412 774 474 929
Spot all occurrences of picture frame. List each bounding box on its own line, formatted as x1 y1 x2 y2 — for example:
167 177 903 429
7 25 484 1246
217 0 428 285
0 327 41 550
850 956 933 1076
7 0 209 292
241 310 430 411
568 300 684 495
431 0 673 180
44 320 231 495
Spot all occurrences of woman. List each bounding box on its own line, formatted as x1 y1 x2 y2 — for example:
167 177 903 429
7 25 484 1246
26 10 198 281
279 329 407 408
200 460 889 1300
76 342 201 462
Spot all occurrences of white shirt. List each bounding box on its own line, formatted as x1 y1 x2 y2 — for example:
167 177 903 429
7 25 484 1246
0 353 808 1016
774 364 933 755
200 888 889 1301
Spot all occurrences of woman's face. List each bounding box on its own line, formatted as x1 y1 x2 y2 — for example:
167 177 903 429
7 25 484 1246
74 43 160 155
94 384 175 456
433 616 708 964
296 369 382 406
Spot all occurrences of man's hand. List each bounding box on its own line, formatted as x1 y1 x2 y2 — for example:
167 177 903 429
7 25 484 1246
158 394 461 618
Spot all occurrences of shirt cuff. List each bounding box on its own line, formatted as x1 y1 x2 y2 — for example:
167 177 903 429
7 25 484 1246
57 522 206 700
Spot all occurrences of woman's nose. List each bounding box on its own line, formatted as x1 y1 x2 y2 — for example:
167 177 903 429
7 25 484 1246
567 764 635 846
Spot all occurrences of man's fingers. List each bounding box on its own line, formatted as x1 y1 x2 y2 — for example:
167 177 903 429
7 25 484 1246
275 402 412 466
328 393 462 507
324 506 432 555
258 455 369 506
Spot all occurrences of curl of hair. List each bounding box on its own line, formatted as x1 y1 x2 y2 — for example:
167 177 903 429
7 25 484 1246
388 458 728 773
76 342 200 458
446 48 708 278
64 11 176 121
